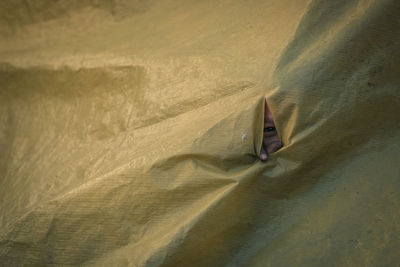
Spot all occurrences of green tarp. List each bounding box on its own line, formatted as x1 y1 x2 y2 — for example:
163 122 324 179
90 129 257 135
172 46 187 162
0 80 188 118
1 0 399 265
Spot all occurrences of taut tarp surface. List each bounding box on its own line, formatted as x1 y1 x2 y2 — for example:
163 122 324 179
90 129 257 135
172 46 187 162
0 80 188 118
1 0 400 266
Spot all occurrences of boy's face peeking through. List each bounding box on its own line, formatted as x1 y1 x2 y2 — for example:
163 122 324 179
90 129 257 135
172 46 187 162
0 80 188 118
260 99 283 161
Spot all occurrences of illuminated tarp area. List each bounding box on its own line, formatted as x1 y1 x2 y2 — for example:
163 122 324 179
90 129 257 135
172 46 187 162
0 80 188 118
1 0 399 266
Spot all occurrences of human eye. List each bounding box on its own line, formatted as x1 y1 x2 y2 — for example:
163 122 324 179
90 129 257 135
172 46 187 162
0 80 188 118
264 127 276 132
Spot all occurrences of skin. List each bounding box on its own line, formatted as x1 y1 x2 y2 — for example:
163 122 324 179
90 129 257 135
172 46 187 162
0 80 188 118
260 99 283 161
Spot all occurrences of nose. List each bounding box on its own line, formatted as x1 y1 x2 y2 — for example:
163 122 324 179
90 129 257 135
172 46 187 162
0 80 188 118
268 141 283 154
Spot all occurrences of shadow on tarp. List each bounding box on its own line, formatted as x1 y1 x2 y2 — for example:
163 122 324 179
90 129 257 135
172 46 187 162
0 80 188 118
1 0 400 266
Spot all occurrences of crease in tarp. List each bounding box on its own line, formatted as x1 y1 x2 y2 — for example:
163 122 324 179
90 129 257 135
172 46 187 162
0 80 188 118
1 0 400 266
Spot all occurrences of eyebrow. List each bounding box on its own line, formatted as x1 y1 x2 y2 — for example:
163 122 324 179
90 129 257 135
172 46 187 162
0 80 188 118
264 117 274 124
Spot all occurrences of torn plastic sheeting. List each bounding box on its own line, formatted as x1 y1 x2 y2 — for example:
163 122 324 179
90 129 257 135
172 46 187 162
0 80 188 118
1 0 400 266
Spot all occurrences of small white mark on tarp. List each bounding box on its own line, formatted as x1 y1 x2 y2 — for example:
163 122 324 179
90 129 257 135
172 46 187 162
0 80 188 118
241 133 248 141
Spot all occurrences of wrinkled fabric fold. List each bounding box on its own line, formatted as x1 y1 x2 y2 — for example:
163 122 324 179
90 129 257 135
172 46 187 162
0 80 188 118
1 0 399 266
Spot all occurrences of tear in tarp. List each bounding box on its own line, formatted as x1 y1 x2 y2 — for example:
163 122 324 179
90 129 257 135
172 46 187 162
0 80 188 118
1 0 400 266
